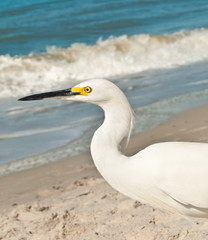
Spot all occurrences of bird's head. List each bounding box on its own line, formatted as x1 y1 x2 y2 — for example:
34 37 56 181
19 78 134 145
18 79 125 106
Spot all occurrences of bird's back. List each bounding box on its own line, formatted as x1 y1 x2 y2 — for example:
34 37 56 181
128 142 208 217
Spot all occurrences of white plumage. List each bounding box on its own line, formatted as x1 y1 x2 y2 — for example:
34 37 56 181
19 79 208 218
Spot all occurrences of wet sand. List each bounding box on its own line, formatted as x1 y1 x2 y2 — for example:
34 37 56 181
1 104 208 240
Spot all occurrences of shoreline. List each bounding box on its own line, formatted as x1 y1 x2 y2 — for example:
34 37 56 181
1 104 208 239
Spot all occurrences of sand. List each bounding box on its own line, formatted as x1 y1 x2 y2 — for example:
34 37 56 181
1 104 208 240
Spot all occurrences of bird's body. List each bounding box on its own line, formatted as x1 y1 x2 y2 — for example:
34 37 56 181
19 79 208 218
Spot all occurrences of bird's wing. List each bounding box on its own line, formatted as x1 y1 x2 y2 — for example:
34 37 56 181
145 142 208 209
160 179 208 209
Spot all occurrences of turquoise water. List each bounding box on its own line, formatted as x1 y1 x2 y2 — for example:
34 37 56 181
0 0 208 55
0 0 208 175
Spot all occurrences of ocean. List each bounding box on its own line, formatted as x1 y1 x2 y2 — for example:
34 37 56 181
1 0 208 175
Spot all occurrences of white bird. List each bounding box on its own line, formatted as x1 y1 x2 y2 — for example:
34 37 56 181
19 79 208 218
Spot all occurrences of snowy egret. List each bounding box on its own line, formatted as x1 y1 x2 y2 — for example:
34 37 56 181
19 79 208 218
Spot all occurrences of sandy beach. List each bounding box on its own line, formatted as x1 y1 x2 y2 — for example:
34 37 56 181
1 104 208 240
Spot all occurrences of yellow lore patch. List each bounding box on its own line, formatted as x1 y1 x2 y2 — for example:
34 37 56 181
71 86 92 96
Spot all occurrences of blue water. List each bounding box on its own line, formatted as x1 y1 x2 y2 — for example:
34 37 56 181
1 0 208 176
0 0 208 56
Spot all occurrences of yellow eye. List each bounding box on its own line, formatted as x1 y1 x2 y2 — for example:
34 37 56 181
84 86 92 93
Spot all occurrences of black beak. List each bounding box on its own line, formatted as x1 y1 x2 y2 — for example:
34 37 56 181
18 88 80 101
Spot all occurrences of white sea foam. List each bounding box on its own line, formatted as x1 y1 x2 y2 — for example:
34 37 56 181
1 28 208 98
0 125 69 140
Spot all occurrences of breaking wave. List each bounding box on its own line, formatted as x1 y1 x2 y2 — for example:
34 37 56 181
1 28 208 98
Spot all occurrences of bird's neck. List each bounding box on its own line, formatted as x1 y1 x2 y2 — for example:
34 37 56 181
91 99 133 177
